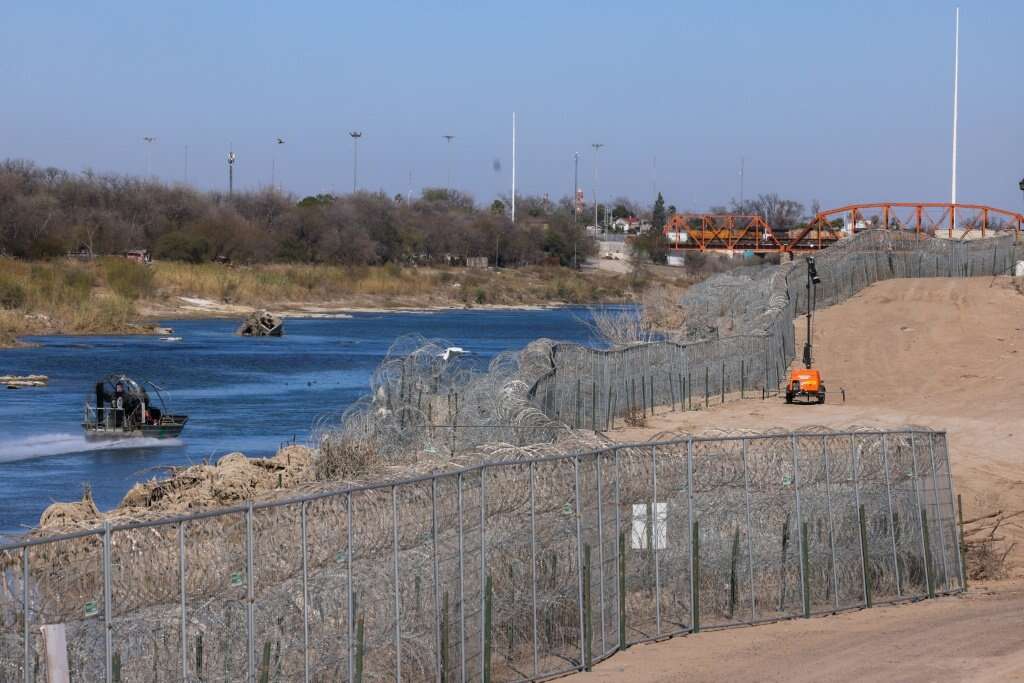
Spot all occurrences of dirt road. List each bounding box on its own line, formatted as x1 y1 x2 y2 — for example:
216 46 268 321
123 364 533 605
589 276 1024 681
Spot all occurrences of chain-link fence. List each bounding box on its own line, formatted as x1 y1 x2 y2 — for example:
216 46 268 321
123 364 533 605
528 231 1020 425
0 427 963 682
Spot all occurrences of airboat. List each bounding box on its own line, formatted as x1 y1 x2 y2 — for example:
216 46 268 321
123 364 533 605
82 374 188 439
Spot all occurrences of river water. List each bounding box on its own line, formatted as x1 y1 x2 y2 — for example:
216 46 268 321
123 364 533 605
0 308 603 534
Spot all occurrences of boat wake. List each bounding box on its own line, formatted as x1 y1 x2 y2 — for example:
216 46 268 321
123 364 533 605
0 433 183 463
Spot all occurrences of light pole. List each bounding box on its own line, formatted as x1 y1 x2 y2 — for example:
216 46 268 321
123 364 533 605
443 135 455 192
591 143 604 230
511 112 517 223
573 152 579 225
951 6 960 205
739 156 745 208
272 137 284 190
227 147 236 197
349 131 362 193
142 137 156 177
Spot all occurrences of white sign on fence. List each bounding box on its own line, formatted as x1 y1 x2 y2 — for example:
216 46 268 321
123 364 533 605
631 502 667 550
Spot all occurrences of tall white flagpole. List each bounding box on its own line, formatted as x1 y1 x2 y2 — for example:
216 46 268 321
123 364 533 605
511 112 517 223
951 7 960 205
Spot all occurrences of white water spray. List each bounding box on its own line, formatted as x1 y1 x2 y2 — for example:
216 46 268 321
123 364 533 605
0 433 183 463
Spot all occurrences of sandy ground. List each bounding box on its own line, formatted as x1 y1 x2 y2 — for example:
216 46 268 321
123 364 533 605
590 275 1024 681
582 582 1024 683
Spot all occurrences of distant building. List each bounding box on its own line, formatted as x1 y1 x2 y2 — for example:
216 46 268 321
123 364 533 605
612 216 652 234
842 217 871 235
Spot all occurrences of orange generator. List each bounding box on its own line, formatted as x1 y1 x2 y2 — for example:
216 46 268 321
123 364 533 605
786 255 827 404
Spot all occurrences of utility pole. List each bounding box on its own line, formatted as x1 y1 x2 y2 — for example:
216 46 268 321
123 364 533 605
653 155 657 199
591 143 604 230
950 7 960 205
511 112 517 223
227 146 236 197
573 152 579 225
739 157 745 208
142 137 156 177
443 135 455 192
184 144 189 185
349 131 363 193
272 137 284 191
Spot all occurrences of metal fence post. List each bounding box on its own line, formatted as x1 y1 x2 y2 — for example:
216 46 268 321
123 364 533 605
347 492 354 683
651 445 662 636
850 435 868 607
595 454 607 655
741 439 756 623
103 523 113 683
820 436 840 611
529 462 539 678
22 545 30 683
686 438 697 632
479 470 487 683
704 367 709 408
790 436 809 618
301 503 310 683
880 434 902 597
431 478 442 683
908 433 932 597
573 456 586 671
720 362 725 404
392 486 402 682
945 439 966 591
613 448 623 649
925 435 951 591
179 522 188 680
858 504 872 608
457 473 466 680
241 501 253 683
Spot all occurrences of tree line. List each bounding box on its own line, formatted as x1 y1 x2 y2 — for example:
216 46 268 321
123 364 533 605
0 160 596 267
0 159 817 267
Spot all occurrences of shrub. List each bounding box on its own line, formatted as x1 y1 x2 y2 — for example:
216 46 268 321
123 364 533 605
61 266 95 303
0 276 26 309
155 230 210 263
102 258 155 300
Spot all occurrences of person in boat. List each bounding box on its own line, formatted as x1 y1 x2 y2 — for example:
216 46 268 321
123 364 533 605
113 382 126 427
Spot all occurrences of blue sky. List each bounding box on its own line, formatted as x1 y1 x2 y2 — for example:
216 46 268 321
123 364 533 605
1 1 1021 212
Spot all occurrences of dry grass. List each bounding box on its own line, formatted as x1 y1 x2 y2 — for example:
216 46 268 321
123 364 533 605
0 258 642 345
151 261 436 304
963 509 1022 581
0 258 140 343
